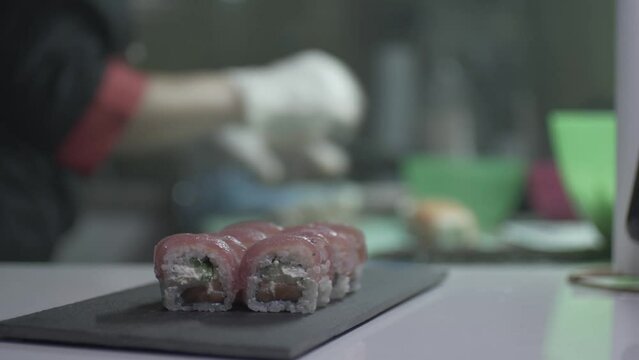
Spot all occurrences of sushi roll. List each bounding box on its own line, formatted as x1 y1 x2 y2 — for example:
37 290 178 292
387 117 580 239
222 220 283 237
216 221 283 299
154 233 240 312
240 233 329 313
280 227 333 306
317 223 367 292
218 220 282 249
153 220 366 313
295 223 367 299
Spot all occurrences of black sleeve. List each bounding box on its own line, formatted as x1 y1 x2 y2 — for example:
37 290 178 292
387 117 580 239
0 0 130 152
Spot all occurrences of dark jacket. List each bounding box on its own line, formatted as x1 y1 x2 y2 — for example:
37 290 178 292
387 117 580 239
0 0 130 260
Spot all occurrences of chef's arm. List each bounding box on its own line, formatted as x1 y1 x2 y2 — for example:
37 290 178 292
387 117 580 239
116 50 364 182
115 72 244 155
57 51 363 179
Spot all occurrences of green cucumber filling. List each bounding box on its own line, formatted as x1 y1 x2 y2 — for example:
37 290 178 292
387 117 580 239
189 257 217 282
256 259 306 302
261 259 306 281
180 257 225 304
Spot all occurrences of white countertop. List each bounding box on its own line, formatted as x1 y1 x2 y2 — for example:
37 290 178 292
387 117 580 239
1 263 637 360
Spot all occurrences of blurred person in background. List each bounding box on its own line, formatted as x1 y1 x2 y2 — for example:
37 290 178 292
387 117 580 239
0 0 363 261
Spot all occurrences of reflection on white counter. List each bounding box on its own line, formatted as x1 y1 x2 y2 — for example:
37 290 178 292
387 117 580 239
0 263 637 360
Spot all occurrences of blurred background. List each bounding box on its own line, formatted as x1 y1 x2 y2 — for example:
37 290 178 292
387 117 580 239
53 0 615 263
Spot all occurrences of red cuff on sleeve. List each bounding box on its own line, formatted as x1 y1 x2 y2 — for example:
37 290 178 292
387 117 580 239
56 58 146 175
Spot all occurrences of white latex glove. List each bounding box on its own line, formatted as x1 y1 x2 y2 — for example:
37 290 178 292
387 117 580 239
217 50 364 182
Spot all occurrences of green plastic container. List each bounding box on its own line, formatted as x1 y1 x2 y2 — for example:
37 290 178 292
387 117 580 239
549 110 615 239
401 156 526 230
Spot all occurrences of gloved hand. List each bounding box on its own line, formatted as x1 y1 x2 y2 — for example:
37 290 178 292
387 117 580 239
216 50 364 182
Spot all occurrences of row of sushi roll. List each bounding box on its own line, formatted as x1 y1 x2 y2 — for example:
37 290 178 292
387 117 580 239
153 221 367 314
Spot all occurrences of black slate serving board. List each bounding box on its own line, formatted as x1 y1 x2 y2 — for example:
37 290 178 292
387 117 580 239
0 261 446 359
